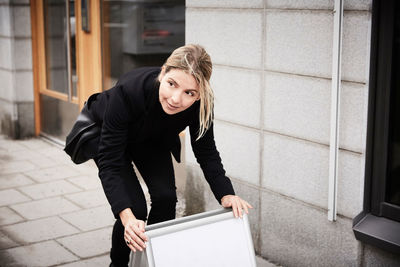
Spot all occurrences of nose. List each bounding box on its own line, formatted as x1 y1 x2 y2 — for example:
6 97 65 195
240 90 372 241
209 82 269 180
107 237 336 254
171 91 181 105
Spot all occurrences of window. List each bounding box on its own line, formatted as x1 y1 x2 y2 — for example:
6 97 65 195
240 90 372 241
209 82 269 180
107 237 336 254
353 0 400 254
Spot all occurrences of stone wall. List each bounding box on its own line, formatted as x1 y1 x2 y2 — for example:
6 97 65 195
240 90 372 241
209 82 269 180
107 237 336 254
182 1 397 266
0 0 34 139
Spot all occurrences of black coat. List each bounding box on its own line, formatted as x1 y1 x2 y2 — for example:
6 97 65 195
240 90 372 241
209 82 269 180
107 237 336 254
89 67 235 217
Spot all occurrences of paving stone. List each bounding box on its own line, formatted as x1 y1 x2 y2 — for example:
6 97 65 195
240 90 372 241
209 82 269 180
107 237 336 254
24 165 81 182
17 138 49 150
2 216 80 244
70 160 98 175
0 139 27 152
60 206 115 231
57 227 112 258
0 173 34 190
6 149 39 161
0 231 19 250
0 160 37 175
35 145 66 158
0 189 30 206
67 175 102 190
64 189 108 209
0 240 79 266
10 197 81 220
0 207 24 226
28 154 63 168
19 180 82 200
58 255 110 267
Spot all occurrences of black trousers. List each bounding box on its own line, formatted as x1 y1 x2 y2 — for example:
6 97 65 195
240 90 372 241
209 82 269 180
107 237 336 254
94 145 177 267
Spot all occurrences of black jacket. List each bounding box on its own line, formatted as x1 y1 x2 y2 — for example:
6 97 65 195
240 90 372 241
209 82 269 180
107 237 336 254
90 67 235 218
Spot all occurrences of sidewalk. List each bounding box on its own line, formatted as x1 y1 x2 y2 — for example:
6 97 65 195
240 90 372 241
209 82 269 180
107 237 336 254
0 135 277 267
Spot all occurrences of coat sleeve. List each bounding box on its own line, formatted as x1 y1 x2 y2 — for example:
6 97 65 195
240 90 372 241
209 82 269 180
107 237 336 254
96 85 140 219
189 120 235 204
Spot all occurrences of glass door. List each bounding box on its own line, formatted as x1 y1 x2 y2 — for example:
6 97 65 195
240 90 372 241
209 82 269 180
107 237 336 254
40 0 79 141
32 0 103 142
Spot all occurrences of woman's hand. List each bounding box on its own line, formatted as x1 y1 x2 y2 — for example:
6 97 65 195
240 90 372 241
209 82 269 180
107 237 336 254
221 195 253 218
119 208 148 252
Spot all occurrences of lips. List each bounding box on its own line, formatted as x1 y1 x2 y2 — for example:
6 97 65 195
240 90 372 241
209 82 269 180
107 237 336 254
166 101 179 110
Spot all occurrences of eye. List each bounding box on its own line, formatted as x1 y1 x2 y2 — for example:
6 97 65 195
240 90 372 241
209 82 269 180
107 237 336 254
186 91 195 97
168 81 174 87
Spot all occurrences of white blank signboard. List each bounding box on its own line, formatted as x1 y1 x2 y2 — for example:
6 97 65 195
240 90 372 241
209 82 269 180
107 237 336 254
130 208 256 267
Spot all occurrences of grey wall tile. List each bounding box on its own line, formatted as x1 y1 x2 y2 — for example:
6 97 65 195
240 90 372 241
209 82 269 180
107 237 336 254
0 6 11 37
263 72 367 153
342 11 371 83
15 71 33 102
339 82 368 153
262 132 329 210
187 0 263 8
186 9 263 69
263 131 364 217
12 6 31 37
263 72 331 145
0 70 14 102
213 66 262 128
186 122 260 186
337 151 363 218
266 0 372 11
0 37 13 70
265 10 371 83
265 10 333 78
214 121 260 186
13 38 32 70
260 190 359 266
16 101 35 137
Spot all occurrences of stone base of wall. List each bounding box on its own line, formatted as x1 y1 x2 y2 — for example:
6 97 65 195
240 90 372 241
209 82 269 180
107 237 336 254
0 99 34 139
362 244 400 266
185 164 398 267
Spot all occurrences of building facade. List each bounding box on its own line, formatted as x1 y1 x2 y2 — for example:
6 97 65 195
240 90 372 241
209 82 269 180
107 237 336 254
184 0 400 266
0 0 399 266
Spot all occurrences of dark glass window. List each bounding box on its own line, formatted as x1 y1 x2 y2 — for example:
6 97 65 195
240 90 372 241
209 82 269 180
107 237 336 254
387 1 400 207
353 0 400 254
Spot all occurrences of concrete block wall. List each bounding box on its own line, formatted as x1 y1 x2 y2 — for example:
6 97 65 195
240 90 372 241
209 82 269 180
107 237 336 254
0 0 34 138
182 1 394 266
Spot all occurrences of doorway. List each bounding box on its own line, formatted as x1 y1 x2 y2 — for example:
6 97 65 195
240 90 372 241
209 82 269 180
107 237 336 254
31 0 185 142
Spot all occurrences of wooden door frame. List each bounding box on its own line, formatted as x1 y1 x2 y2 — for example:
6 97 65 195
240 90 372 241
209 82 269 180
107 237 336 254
30 0 103 136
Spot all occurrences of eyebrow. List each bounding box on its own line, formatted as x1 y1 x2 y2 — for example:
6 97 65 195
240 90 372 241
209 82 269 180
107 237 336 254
169 78 198 91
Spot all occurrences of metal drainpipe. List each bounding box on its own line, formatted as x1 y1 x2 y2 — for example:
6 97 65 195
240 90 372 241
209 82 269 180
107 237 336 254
328 0 344 222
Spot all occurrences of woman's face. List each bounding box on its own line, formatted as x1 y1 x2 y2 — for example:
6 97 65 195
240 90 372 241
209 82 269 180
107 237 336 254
158 68 200 115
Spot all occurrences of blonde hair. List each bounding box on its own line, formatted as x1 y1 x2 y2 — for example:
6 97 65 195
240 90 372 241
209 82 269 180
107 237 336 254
159 44 214 140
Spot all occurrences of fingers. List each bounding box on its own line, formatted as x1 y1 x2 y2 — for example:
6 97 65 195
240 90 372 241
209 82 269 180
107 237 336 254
228 196 253 219
124 221 148 252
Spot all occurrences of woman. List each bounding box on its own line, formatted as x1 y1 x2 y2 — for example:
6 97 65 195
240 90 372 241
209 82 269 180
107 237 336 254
89 44 252 267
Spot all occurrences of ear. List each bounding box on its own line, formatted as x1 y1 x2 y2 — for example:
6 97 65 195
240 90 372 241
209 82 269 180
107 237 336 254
158 66 166 82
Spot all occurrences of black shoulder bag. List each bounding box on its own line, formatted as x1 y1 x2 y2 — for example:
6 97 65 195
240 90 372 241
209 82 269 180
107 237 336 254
64 93 101 164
